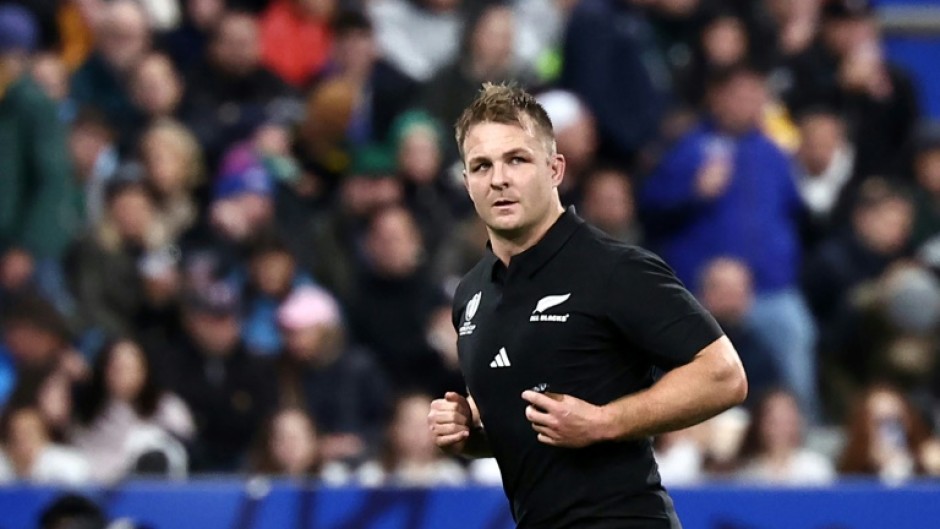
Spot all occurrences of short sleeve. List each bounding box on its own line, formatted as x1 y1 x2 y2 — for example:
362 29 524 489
604 248 723 370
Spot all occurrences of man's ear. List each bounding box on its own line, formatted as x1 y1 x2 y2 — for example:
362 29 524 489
550 154 566 188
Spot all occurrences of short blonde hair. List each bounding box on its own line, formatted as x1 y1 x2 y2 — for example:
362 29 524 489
454 83 556 158
140 118 205 190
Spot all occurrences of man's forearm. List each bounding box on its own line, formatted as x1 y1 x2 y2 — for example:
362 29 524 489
599 337 747 441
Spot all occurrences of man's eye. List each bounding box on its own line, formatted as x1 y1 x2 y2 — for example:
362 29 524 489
473 163 490 172
510 157 526 164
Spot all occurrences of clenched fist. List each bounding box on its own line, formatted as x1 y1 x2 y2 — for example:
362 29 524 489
428 391 474 455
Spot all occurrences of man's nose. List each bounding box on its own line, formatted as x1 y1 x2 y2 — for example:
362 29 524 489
490 162 508 189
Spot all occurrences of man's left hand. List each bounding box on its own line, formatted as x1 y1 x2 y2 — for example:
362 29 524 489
521 391 610 448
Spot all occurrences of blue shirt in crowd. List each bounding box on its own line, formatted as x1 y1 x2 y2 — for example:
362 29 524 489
640 120 803 293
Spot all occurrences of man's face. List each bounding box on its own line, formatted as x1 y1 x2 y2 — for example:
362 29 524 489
798 114 845 176
131 54 183 117
184 310 240 356
98 0 150 73
211 15 260 76
709 74 766 135
462 121 564 239
365 208 423 278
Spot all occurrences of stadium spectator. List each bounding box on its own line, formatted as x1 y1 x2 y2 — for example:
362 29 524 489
259 0 336 87
0 295 84 408
36 493 108 529
1 248 40 314
423 3 535 145
390 110 468 256
825 264 940 419
0 5 78 263
640 62 816 418
139 119 204 241
804 178 914 337
698 258 781 403
357 393 465 486
0 407 90 485
348 206 459 395
3 365 74 443
242 236 313 356
366 0 463 82
179 143 278 283
308 145 403 303
276 285 390 464
30 51 72 121
561 0 673 166
132 249 185 381
578 166 641 245
182 10 296 168
68 109 120 228
70 0 152 150
737 388 835 485
794 107 858 247
72 339 193 482
313 10 419 145
129 54 187 139
783 0 918 176
169 282 278 472
838 384 934 482
674 9 750 109
249 406 324 479
67 177 171 338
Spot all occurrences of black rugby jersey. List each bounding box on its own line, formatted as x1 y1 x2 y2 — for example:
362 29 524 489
452 208 723 529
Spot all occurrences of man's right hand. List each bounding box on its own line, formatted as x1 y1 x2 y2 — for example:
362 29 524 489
695 155 733 200
428 391 474 454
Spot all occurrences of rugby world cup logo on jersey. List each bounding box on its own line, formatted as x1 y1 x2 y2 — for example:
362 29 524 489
459 291 482 336
530 293 571 322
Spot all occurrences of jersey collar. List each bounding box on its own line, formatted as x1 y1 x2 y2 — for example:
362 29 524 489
484 206 584 282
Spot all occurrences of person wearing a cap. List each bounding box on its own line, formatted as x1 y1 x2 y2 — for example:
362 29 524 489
275 285 390 464
0 5 77 262
169 281 278 472
308 143 403 304
179 143 278 283
389 110 468 255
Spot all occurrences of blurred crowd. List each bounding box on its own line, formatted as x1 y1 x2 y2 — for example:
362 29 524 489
1 0 940 488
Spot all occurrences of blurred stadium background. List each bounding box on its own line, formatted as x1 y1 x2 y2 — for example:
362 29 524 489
1 0 940 527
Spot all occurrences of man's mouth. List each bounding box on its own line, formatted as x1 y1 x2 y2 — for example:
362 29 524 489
493 199 517 207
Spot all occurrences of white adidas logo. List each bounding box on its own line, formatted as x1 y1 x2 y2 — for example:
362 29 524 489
489 347 511 368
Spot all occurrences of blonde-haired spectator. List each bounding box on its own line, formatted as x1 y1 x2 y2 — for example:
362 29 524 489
139 119 204 240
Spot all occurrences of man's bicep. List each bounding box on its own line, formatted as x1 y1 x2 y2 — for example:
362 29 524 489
606 249 724 370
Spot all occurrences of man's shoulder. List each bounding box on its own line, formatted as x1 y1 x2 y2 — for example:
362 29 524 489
575 223 657 265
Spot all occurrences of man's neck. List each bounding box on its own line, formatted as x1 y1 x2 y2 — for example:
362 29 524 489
489 205 565 265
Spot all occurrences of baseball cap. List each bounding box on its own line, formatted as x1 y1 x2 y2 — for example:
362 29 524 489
822 0 874 20
183 281 241 316
214 143 274 200
278 285 341 330
0 5 38 54
389 110 444 151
